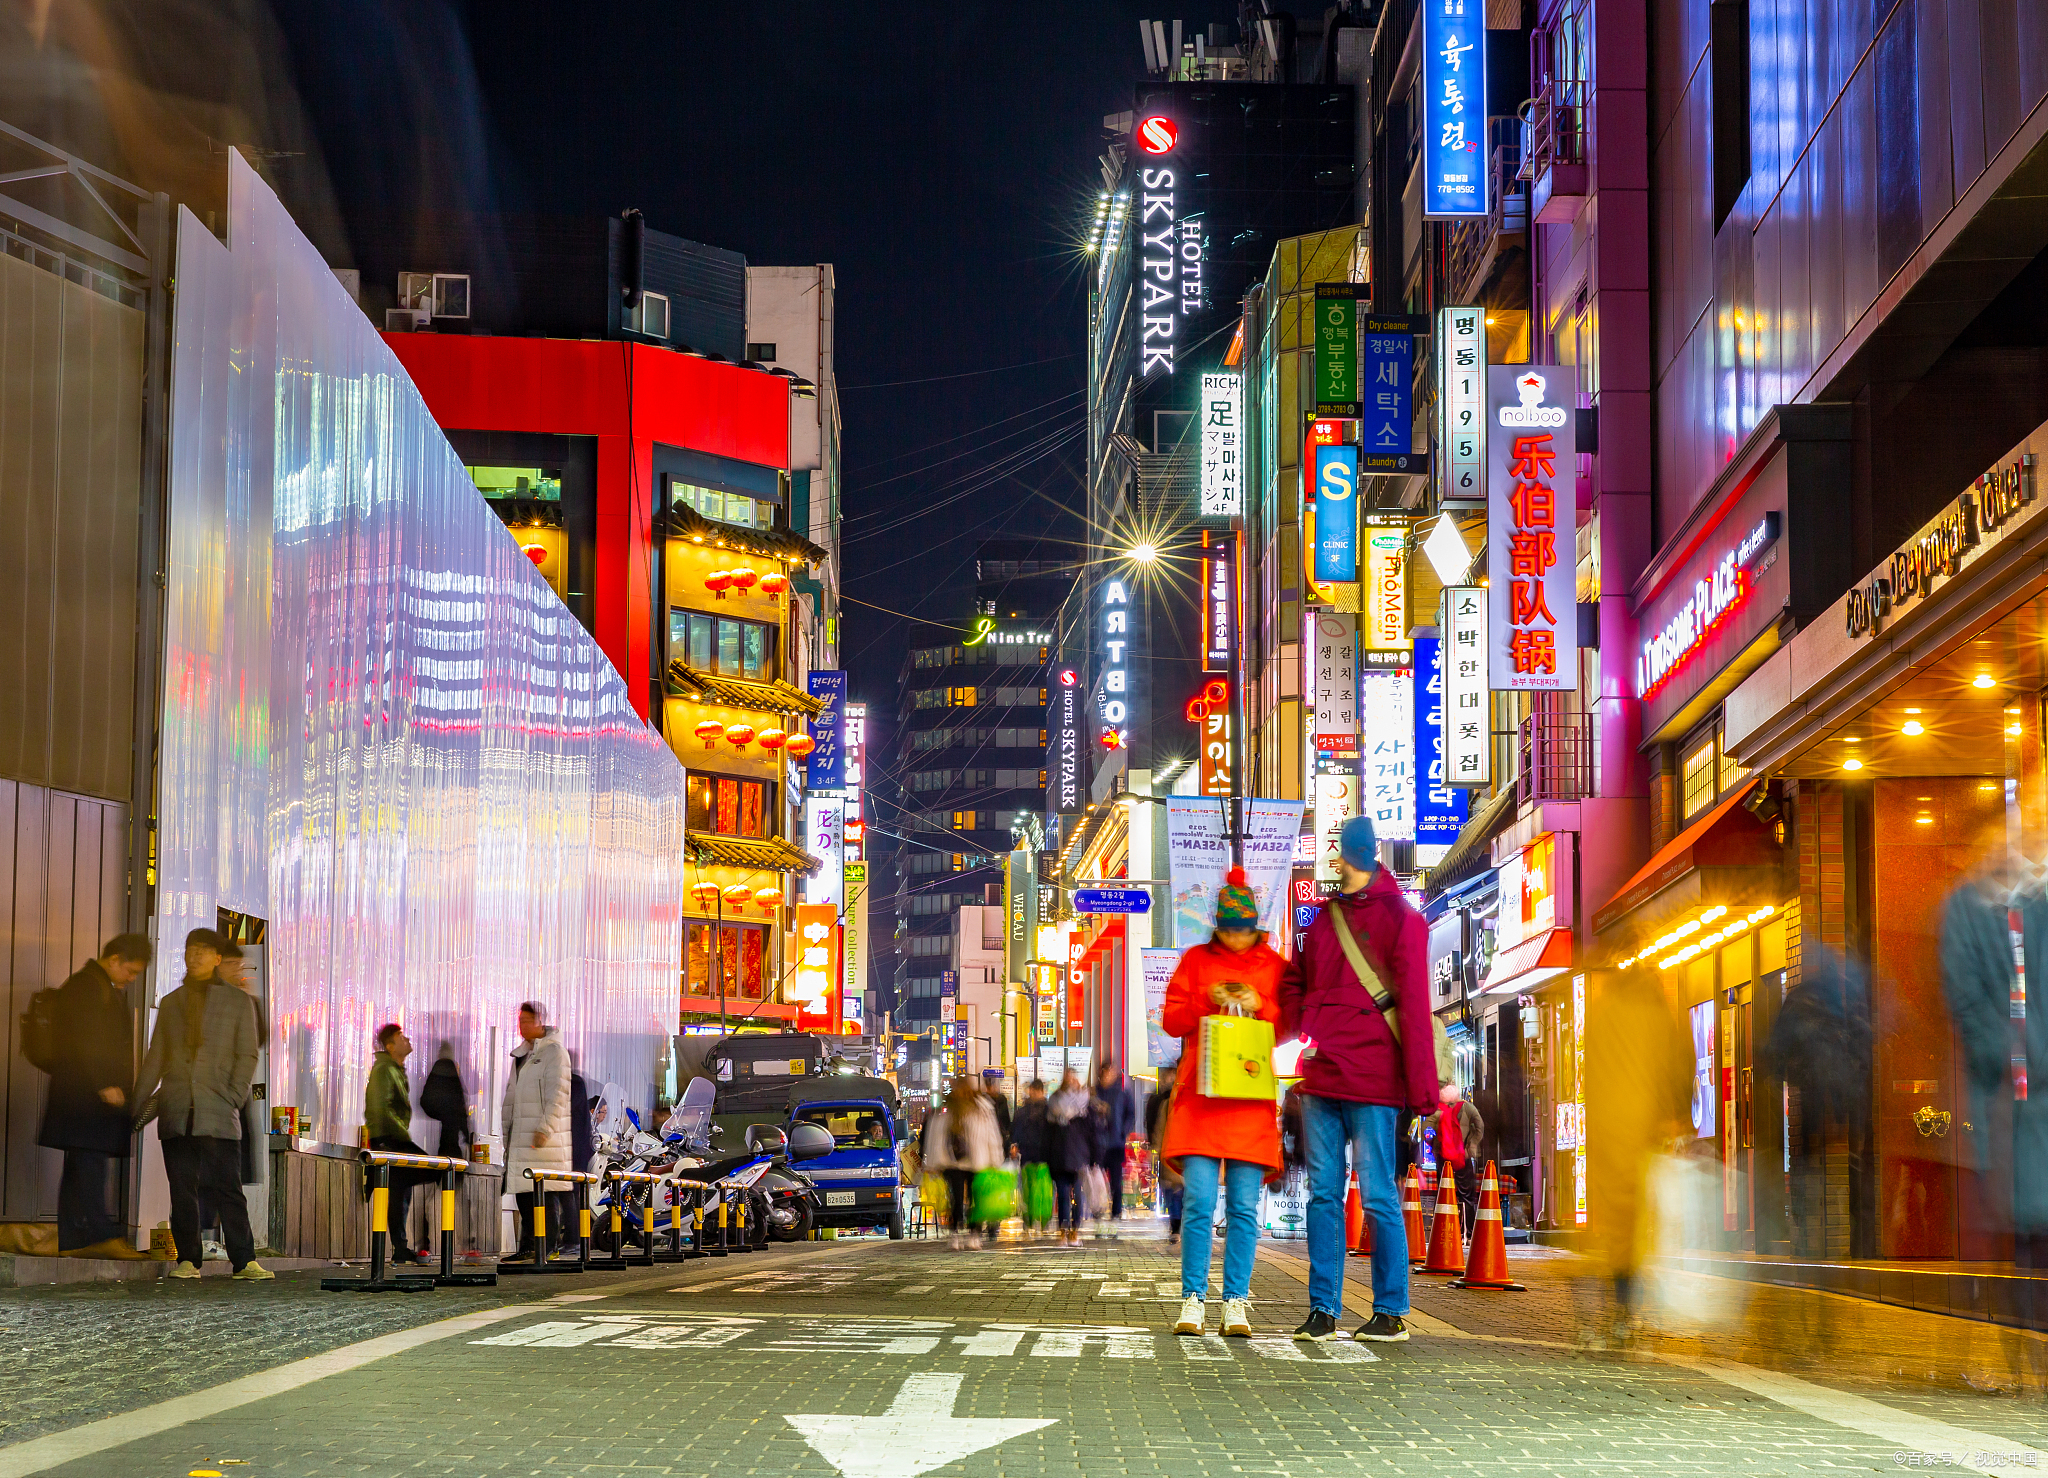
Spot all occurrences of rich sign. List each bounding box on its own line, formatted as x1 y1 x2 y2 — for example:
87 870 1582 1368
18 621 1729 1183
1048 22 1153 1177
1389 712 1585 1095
1441 585 1490 786
1486 366 1576 690
1199 372 1243 518
1437 305 1486 504
1203 539 1236 673
1637 513 1779 698
1421 0 1488 220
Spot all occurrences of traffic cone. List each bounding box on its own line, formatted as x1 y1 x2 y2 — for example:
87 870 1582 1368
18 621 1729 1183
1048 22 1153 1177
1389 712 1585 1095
1422 1168 1465 1275
1452 1161 1527 1291
1344 1173 1366 1254
1401 1166 1428 1266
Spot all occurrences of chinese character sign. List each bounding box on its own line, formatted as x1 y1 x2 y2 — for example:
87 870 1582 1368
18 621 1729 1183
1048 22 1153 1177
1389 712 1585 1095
1486 366 1577 691
1359 668 1415 842
1314 445 1359 583
1437 306 1486 504
1313 286 1359 410
1309 612 1358 752
1441 586 1491 785
1199 373 1243 518
1359 329 1413 462
806 670 848 788
791 903 842 1034
1422 0 1488 220
803 798 844 910
1412 635 1468 844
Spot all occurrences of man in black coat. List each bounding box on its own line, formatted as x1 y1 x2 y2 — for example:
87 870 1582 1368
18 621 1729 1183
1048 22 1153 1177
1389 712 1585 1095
37 934 152 1252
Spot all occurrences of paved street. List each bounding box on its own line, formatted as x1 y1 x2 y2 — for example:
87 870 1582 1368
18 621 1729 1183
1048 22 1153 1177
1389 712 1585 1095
8 1224 2048 1477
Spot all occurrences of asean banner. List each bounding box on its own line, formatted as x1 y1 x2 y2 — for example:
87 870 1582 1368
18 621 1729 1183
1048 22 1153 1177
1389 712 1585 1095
1486 365 1577 690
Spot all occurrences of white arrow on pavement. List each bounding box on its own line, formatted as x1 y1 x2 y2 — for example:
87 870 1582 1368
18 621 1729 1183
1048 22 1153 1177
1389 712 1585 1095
785 1372 1056 1478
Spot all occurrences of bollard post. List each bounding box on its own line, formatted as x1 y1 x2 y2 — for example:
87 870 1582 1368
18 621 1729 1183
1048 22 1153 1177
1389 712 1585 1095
369 1162 390 1285
323 1152 437 1292
578 1177 593 1271
438 1168 456 1279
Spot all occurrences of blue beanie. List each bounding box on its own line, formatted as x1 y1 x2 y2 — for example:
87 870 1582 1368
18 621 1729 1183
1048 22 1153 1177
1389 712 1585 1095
1339 814 1379 870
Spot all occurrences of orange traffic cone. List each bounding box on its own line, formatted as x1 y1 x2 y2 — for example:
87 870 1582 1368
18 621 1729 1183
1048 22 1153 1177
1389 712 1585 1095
1452 1161 1527 1291
1422 1167 1465 1275
1344 1173 1366 1254
1401 1166 1428 1266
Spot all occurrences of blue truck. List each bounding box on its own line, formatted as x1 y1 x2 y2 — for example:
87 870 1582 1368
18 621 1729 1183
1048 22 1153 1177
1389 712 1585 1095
786 1074 906 1239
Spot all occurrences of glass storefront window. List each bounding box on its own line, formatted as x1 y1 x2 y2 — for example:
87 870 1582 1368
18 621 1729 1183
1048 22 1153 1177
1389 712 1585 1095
1681 739 1715 818
670 610 776 679
673 480 772 531
685 922 766 999
467 465 562 501
687 773 772 839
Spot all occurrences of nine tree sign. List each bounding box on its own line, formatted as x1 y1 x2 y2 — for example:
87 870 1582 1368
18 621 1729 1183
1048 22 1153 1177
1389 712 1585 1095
1486 366 1577 691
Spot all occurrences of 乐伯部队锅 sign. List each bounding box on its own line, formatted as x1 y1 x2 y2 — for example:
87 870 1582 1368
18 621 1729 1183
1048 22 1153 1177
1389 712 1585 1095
1486 366 1576 691
1845 453 2035 638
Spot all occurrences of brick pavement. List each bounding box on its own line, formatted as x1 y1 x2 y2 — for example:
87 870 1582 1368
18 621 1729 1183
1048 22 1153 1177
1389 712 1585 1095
6 1222 2046 1475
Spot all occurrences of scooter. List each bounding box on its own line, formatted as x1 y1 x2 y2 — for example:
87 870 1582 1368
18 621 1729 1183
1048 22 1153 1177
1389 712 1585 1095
671 1119 832 1249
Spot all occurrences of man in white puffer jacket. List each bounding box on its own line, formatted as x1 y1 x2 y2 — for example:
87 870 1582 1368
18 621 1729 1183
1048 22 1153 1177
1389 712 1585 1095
501 1002 571 1261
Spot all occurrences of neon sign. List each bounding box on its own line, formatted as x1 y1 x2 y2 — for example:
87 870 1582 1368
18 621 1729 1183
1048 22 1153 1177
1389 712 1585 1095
1099 577 1130 746
1637 513 1780 697
1137 115 1177 154
962 616 1050 647
1184 678 1233 797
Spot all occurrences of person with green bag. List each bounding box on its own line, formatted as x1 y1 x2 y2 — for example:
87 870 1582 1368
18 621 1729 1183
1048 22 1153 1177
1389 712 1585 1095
1013 1079 1056 1235
923 1074 1004 1249
1161 867 1286 1339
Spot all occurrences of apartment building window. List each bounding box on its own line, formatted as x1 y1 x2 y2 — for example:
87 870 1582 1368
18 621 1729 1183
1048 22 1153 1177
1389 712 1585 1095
908 935 952 956
950 810 984 831
995 727 1047 748
994 768 1044 790
912 689 948 710
948 687 978 706
911 770 957 793
670 609 777 680
624 291 669 339
1680 737 1716 821
905 976 947 999
910 894 961 917
672 479 773 531
746 342 778 362
687 773 772 839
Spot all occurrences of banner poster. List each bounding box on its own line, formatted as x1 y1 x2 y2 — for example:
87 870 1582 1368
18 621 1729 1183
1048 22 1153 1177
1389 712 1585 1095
1165 797 1230 948
1243 798 1307 934
1142 948 1184 1070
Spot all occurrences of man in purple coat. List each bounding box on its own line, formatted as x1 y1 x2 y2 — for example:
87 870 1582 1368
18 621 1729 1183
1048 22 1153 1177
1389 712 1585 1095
1279 815 1440 1342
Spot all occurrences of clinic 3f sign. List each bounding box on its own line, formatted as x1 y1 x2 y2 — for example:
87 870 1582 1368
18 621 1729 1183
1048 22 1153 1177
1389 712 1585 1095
1486 366 1576 691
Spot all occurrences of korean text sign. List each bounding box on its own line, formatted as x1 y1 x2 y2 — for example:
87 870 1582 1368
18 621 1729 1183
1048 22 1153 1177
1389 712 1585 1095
1309 611 1358 752
1314 286 1359 410
1412 634 1468 843
1359 668 1414 841
1199 372 1243 518
1422 0 1488 220
1486 366 1576 690
1441 586 1491 784
1360 327 1413 464
1437 305 1486 503
1314 445 1359 583
806 670 848 787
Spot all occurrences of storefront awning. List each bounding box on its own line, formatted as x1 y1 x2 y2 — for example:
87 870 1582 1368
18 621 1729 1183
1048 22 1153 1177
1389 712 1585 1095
687 832 822 875
1591 781 1775 936
1480 927 1572 995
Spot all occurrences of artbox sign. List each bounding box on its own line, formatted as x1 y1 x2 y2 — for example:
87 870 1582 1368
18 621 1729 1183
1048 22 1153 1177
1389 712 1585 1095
1199 372 1243 518
1098 578 1132 743
1637 513 1780 697
1437 306 1486 504
1441 586 1490 785
1421 0 1488 220
1203 540 1236 673
1487 366 1576 691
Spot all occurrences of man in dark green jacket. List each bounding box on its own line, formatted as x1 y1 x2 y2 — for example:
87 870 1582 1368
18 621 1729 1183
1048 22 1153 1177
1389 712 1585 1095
366 1024 432 1262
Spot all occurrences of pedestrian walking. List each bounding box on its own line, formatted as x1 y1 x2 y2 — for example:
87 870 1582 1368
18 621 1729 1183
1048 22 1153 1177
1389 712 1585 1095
978 1075 1015 1239
1162 868 1284 1338
1439 1087 1484 1236
132 928 272 1280
923 1075 1003 1248
1047 1067 1096 1244
365 1024 435 1262
28 933 151 1255
419 1043 471 1159
1013 1079 1052 1235
500 1001 572 1262
1279 816 1438 1342
211 940 266 1240
1145 1061 1183 1242
1091 1062 1136 1224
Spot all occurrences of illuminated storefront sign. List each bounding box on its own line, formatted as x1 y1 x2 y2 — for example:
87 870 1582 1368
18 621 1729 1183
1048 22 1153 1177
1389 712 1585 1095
842 862 867 1028
1200 372 1243 517
1185 677 1234 797
1413 634 1467 845
1313 769 1361 883
806 670 847 789
841 703 867 861
1310 611 1358 754
1437 305 1486 504
1521 834 1555 933
1359 323 1413 466
1098 578 1131 744
1441 586 1490 786
1486 366 1576 690
803 798 844 909
1637 513 1780 697
1421 0 1488 220
1137 114 1177 154
1363 517 1409 652
1138 157 1204 377
1203 539 1236 673
1845 454 2036 639
1050 665 1082 815
1359 667 1414 841
792 902 842 1033
1314 445 1359 583
1314 284 1361 414
963 617 1051 647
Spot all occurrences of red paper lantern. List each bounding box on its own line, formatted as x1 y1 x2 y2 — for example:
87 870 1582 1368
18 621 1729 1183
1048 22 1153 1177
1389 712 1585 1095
729 567 760 592
783 733 816 760
757 728 788 751
522 544 548 566
704 569 733 597
724 723 756 747
689 881 720 907
721 885 752 908
752 887 782 910
692 718 724 748
759 571 789 596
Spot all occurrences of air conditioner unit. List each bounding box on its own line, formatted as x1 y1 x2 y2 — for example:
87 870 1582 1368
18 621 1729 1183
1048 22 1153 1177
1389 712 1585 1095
384 308 428 332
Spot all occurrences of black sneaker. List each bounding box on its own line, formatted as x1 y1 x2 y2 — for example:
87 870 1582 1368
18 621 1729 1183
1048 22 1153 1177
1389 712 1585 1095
1354 1313 1410 1342
1291 1310 1340 1341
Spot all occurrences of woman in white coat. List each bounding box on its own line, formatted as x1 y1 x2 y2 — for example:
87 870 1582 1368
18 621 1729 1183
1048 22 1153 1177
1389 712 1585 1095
924 1075 1004 1249
501 1001 571 1260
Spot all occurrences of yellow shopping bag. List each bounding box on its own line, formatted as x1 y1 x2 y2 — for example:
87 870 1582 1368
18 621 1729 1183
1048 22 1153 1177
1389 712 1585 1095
1198 1009 1277 1099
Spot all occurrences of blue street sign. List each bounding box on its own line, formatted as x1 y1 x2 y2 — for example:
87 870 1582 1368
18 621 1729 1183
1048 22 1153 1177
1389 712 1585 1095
1073 887 1153 915
1360 327 1413 461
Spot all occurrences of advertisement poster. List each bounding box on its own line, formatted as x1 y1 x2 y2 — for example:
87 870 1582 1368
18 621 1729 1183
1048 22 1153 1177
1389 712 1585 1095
806 670 848 789
1243 798 1306 934
1166 797 1231 948
1142 948 1183 1070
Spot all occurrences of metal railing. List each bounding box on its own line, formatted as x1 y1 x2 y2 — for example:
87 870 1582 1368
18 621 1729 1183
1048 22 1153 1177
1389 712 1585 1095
1518 710 1593 805
1524 77 1586 181
1442 119 1529 300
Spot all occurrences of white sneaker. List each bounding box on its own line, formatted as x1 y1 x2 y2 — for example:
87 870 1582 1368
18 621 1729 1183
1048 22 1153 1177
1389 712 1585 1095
1173 1296 1206 1335
231 1260 275 1280
1221 1298 1252 1337
966 1234 984 1250
167 1260 201 1279
200 1238 229 1262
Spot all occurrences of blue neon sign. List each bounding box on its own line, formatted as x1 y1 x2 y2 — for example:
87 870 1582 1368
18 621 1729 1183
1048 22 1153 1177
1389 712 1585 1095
1422 0 1488 220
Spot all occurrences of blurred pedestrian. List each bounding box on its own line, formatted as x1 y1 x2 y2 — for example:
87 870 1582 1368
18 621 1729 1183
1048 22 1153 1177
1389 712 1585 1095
1014 1079 1052 1235
1162 868 1284 1338
924 1075 1002 1249
1760 946 1873 1257
500 1001 571 1262
1092 1062 1136 1225
212 940 267 1227
1048 1067 1096 1244
365 1024 434 1262
1145 1061 1183 1242
1279 815 1438 1342
30 933 151 1255
550 1052 596 1250
419 1043 471 1158
133 928 271 1280
1439 1085 1484 1236
978 1075 1015 1239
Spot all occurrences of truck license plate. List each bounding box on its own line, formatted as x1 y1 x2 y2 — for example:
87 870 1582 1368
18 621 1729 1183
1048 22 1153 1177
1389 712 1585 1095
826 1191 856 1206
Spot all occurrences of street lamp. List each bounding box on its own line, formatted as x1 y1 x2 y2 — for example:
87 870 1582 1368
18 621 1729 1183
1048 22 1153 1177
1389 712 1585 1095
1128 542 1159 565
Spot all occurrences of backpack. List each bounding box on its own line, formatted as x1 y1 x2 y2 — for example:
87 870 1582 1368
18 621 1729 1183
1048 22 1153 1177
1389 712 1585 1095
19 987 61 1073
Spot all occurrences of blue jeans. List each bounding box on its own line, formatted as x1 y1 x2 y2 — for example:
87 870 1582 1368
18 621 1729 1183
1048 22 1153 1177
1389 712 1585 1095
1303 1095 1407 1318
1178 1156 1263 1301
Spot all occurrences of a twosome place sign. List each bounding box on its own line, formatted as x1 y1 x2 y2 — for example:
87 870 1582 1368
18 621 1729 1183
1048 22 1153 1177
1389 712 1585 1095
1845 454 2035 638
1636 512 1781 699
1073 887 1152 915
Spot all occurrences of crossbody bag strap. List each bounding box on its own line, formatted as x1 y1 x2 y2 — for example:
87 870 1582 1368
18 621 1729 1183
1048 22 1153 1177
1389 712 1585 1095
1327 900 1403 1047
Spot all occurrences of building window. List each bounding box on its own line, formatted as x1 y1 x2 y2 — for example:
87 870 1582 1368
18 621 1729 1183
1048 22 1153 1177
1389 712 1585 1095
1680 738 1716 821
670 609 776 680
948 687 978 707
1717 737 1743 797
950 810 982 831
467 465 562 502
912 647 957 670
625 291 669 339
746 342 777 362
687 773 772 839
685 922 765 999
672 480 772 531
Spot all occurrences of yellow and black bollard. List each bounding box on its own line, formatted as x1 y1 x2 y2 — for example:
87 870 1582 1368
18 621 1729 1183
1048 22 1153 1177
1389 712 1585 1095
322 1152 443 1293
435 1160 496 1287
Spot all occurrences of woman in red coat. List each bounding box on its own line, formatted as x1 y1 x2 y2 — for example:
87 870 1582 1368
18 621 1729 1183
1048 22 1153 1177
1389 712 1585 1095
1160 868 1284 1339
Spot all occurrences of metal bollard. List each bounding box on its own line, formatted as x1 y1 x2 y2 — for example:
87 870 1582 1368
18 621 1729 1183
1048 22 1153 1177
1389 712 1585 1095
434 1162 496 1287
322 1153 436 1293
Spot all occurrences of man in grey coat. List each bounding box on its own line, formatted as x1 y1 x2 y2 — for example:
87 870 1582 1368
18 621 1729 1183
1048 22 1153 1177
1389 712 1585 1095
133 928 271 1279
